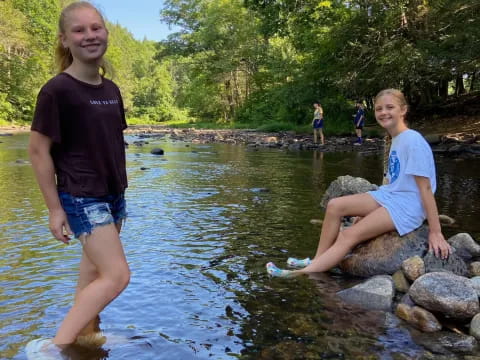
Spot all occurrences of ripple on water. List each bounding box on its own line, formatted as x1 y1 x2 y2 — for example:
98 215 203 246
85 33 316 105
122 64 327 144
1 135 480 359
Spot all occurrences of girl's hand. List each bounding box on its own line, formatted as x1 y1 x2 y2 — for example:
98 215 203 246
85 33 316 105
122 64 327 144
49 208 72 244
428 230 452 260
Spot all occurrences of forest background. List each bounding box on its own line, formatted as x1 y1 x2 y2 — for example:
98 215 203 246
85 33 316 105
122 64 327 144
1 0 479 135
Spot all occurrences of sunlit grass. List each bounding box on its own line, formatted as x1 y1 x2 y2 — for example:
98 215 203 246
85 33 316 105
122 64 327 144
0 119 29 128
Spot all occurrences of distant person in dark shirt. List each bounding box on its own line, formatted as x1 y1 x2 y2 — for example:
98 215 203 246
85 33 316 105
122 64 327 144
353 102 365 145
312 102 325 145
27 2 130 357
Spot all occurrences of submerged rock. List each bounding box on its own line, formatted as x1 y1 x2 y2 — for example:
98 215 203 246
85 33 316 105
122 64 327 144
395 303 442 333
150 148 165 155
411 330 478 355
438 214 455 226
336 275 394 311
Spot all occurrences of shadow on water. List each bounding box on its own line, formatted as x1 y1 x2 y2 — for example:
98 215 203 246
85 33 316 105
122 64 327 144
0 133 479 359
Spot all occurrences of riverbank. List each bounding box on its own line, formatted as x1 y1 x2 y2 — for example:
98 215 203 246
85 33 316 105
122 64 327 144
0 125 29 134
3 113 478 137
125 125 385 154
124 123 480 158
2 117 479 158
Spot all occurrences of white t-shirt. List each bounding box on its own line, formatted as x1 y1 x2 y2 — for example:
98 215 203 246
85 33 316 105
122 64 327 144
369 129 436 235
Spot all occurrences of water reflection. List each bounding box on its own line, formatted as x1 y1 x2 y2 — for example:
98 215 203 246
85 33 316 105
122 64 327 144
0 133 479 359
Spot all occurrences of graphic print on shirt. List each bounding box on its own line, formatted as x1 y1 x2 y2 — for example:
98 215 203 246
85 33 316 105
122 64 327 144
89 99 119 105
388 150 400 183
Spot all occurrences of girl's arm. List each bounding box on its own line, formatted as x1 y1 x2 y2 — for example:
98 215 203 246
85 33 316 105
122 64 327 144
29 131 72 243
414 175 452 259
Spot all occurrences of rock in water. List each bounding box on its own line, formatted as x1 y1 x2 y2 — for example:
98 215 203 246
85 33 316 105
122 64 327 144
339 224 429 277
409 272 479 320
150 148 164 155
337 275 394 311
320 175 378 209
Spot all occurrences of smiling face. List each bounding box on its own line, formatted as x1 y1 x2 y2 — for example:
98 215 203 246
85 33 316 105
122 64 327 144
60 6 108 66
374 94 408 136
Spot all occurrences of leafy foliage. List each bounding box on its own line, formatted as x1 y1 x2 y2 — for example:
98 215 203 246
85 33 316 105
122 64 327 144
2 0 478 128
160 0 479 129
1 0 182 124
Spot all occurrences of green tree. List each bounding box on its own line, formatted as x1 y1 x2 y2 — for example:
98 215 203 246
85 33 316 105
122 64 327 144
161 0 264 122
0 0 59 123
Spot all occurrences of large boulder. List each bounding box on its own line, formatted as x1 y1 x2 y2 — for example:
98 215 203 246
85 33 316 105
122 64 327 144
336 275 394 311
409 272 479 320
339 224 429 277
320 175 378 209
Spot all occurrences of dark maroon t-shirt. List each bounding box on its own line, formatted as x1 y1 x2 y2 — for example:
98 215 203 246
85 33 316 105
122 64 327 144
31 72 128 197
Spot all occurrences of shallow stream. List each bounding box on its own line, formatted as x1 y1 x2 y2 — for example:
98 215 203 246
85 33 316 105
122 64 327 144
0 133 479 359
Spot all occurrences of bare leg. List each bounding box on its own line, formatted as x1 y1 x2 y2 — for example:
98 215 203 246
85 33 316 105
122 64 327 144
313 129 318 144
313 193 381 258
53 223 130 345
297 206 395 273
74 221 123 337
75 253 99 336
355 128 362 141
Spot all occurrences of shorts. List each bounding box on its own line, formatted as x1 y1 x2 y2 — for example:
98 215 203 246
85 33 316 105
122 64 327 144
313 119 324 129
355 123 364 130
59 191 127 240
368 190 425 236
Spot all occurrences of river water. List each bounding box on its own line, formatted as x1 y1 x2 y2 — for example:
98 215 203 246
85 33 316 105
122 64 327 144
0 133 479 360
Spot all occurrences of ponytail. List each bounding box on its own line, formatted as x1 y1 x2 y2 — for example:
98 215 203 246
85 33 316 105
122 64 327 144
55 42 73 73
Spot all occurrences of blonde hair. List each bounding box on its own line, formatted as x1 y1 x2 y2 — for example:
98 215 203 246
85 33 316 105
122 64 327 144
55 1 111 75
374 89 408 111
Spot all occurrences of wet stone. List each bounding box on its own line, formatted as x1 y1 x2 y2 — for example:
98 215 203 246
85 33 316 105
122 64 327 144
340 225 429 277
423 251 468 277
409 272 479 320
402 256 426 282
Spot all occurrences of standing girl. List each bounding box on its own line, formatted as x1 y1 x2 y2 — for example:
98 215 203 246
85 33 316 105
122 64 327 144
312 102 325 145
267 89 451 277
26 2 130 357
353 102 365 145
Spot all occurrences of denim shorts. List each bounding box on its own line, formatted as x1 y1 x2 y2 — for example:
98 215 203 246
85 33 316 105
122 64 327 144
58 192 127 240
313 119 324 129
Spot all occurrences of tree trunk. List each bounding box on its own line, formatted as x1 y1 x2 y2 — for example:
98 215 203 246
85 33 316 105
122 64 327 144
7 45 11 80
455 74 465 96
233 70 241 109
438 79 448 99
470 71 476 92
